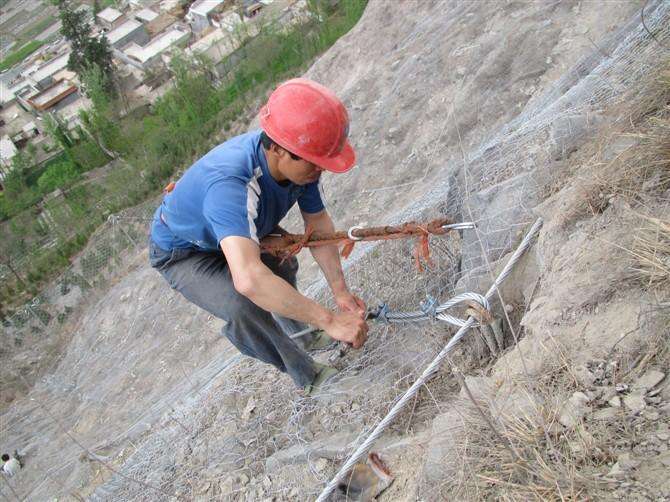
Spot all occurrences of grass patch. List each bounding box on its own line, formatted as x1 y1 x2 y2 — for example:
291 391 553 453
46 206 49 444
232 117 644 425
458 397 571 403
20 16 58 41
0 40 45 71
557 64 670 228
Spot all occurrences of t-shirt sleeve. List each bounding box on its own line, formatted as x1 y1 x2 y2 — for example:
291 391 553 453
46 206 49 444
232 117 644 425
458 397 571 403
297 181 325 214
203 177 259 244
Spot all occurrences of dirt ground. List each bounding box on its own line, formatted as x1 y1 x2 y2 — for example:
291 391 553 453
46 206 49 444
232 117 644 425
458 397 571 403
3 0 670 500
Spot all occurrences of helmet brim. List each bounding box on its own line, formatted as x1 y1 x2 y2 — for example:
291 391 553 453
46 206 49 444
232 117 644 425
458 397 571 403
304 139 356 174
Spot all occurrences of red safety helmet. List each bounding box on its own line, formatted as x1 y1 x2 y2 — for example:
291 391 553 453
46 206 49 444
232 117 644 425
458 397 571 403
259 78 356 173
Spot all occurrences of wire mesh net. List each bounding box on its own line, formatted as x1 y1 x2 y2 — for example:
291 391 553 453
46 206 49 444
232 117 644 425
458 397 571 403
2 1 669 500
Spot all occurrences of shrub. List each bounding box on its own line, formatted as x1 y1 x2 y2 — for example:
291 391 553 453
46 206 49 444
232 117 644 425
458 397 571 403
36 160 81 195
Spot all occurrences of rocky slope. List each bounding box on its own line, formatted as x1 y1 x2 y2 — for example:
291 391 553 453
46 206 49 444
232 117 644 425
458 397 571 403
2 1 669 500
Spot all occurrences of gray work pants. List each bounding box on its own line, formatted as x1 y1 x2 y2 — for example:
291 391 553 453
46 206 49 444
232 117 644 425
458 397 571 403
148 240 318 388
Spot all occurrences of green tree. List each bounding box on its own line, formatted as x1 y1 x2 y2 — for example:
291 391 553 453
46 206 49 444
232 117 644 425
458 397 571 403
78 64 121 155
54 0 115 95
43 113 81 171
36 160 81 194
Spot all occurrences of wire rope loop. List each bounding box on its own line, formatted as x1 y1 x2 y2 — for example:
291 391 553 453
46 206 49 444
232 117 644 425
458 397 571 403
442 221 476 231
347 225 364 241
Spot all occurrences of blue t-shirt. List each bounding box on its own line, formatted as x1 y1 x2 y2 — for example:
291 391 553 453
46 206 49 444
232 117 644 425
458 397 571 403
150 130 325 251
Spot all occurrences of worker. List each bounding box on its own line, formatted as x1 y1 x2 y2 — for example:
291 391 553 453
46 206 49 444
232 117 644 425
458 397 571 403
149 78 369 395
1 451 22 477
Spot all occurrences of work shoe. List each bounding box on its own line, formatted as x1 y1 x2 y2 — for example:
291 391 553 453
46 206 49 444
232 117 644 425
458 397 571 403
296 329 336 352
304 363 339 396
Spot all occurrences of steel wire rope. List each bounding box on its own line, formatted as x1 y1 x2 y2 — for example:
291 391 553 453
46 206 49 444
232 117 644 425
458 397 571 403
315 218 542 502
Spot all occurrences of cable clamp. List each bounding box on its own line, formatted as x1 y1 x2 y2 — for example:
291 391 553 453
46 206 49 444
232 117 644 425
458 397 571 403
420 295 438 319
374 303 389 323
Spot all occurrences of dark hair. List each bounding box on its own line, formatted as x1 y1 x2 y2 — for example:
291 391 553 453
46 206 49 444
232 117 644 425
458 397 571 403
260 131 301 161
1 454 9 462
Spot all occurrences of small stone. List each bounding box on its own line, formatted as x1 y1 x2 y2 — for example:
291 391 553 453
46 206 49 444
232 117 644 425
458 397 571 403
659 452 670 467
657 433 670 441
314 458 329 473
608 396 622 408
574 365 596 388
644 410 660 421
602 387 617 402
238 473 249 486
617 452 641 471
592 407 618 421
262 475 272 490
607 462 626 479
220 477 234 494
633 370 665 393
615 383 629 393
623 392 646 415
559 392 591 428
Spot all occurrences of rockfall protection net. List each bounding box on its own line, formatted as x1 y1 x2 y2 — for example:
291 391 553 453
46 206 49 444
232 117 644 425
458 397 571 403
2 1 670 500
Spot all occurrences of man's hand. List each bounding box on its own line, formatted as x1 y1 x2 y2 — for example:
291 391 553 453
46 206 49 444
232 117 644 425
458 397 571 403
334 291 366 318
322 311 368 348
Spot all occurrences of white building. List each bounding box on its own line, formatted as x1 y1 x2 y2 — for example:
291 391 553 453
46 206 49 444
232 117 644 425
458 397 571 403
97 7 125 30
124 27 190 69
186 0 225 34
186 27 241 75
134 8 159 24
0 135 18 171
105 20 150 49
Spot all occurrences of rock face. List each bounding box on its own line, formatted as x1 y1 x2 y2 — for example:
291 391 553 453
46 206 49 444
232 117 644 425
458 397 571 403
421 409 463 486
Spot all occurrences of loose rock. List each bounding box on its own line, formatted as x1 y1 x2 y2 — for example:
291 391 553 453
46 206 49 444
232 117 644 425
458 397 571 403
633 370 665 393
559 392 591 428
623 392 646 415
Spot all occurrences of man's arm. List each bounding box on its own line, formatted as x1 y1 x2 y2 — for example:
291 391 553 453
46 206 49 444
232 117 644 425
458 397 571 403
301 209 366 316
220 236 368 347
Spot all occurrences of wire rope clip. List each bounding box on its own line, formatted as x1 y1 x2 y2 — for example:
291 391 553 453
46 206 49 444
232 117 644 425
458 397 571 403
419 295 438 319
347 225 364 241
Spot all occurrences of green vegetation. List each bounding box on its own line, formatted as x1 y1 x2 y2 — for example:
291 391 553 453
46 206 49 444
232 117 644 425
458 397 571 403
0 40 45 71
0 0 367 314
20 16 58 41
55 0 115 94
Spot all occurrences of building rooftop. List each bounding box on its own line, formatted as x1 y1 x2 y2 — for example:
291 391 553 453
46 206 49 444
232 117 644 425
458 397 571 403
105 19 144 45
22 121 37 133
187 27 227 53
190 0 224 17
28 80 77 109
29 53 70 84
216 10 243 31
135 8 159 22
1 135 18 164
97 7 123 23
124 28 189 63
